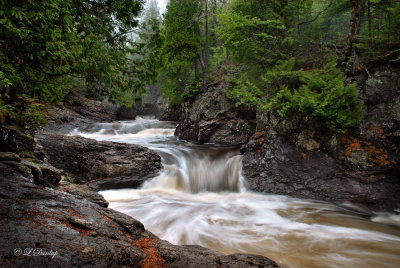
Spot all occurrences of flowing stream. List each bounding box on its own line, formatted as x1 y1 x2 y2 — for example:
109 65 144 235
70 118 400 268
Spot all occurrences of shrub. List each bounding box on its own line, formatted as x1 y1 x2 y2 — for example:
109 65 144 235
227 60 364 132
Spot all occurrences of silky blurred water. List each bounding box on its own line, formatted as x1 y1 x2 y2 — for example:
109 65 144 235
70 118 400 268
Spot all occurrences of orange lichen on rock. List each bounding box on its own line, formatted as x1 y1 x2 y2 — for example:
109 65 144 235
257 137 264 145
101 214 113 222
20 208 60 228
345 140 362 156
64 221 95 236
125 235 166 268
133 238 167 268
67 208 84 218
341 131 392 167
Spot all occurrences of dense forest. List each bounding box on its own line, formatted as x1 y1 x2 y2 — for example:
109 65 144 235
1 0 399 131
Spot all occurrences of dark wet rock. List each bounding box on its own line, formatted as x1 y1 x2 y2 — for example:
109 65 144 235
21 159 64 187
56 180 109 208
137 84 168 118
87 174 158 191
2 160 33 180
42 104 91 134
42 94 126 135
175 119 200 142
159 107 181 121
0 152 20 162
0 126 35 153
0 140 62 187
216 254 280 268
156 242 280 267
0 162 150 267
175 82 255 144
242 135 399 209
116 105 137 121
172 68 400 211
0 162 280 268
64 94 117 122
242 77 400 211
36 133 162 190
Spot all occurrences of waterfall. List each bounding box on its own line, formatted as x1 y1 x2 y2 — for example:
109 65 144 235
70 118 400 268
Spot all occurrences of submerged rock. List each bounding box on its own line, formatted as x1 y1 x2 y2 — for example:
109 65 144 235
36 133 162 190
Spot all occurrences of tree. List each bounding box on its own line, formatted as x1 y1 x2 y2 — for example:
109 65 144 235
218 0 364 132
0 0 146 109
217 0 313 69
160 0 203 104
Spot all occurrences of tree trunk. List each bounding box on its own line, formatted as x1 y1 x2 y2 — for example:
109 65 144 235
212 0 224 55
202 0 209 89
353 2 366 73
195 58 200 80
368 0 372 46
194 23 201 80
344 0 359 62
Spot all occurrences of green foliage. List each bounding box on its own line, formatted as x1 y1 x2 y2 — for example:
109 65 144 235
0 98 15 124
21 104 47 129
357 0 400 62
217 0 313 68
227 58 301 108
159 0 203 104
227 60 364 132
0 0 149 112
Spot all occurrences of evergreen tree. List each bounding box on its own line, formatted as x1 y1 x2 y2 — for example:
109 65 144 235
0 0 148 119
160 0 203 104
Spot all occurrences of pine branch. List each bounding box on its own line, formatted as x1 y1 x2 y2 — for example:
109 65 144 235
297 0 333 26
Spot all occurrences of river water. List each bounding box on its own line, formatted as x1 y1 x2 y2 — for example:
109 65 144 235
70 118 400 268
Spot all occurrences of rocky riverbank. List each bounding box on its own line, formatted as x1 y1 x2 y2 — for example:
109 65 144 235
175 68 400 212
0 96 280 267
0 160 279 267
36 133 162 190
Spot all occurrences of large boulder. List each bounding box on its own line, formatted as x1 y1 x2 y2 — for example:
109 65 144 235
64 94 118 122
36 133 162 190
0 126 36 154
175 79 256 144
0 163 280 267
241 69 400 211
115 105 137 121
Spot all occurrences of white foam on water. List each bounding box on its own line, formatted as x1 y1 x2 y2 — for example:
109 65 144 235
73 119 400 268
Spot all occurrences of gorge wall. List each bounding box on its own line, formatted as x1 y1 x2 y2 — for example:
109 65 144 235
175 68 400 211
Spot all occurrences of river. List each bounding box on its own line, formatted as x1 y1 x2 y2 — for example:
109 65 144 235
70 117 400 268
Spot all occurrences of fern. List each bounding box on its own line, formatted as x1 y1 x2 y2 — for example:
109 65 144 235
227 59 364 132
269 62 364 132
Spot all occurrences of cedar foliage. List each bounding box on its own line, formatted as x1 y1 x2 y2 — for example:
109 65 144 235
0 0 161 127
